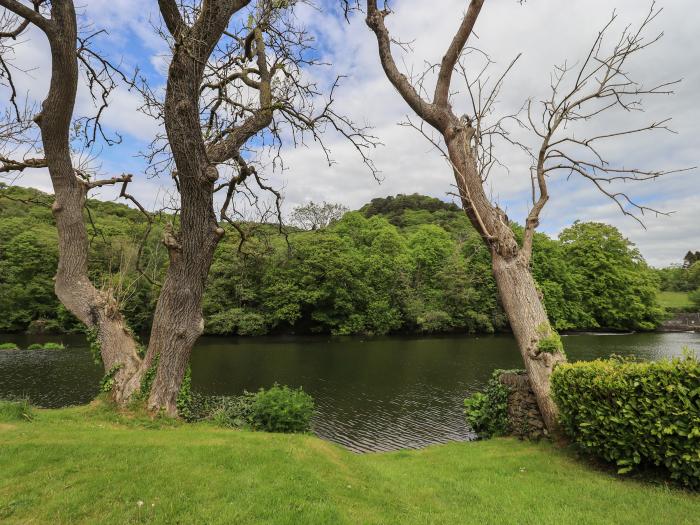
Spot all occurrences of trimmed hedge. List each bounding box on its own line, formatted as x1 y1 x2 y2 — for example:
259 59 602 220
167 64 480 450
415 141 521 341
551 354 700 489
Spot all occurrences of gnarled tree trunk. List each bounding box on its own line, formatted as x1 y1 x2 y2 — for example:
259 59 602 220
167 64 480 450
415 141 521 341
138 0 245 415
4 0 144 402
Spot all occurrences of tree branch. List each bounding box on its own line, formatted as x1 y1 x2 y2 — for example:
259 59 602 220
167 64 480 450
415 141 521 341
433 0 484 108
0 0 50 33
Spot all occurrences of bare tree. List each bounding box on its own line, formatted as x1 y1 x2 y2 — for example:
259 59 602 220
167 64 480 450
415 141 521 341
360 0 687 430
0 0 375 415
290 201 348 230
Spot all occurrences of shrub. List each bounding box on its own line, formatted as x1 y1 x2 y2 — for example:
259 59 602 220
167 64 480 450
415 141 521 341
0 342 19 351
41 342 65 350
248 384 314 433
463 370 512 438
27 342 65 350
689 288 700 310
551 353 700 489
185 386 314 433
0 397 33 421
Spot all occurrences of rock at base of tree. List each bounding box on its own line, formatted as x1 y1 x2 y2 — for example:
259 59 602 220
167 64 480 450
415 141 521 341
498 371 548 441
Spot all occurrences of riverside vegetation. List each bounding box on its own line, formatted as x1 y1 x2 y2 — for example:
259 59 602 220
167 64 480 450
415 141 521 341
0 187 664 337
464 353 700 489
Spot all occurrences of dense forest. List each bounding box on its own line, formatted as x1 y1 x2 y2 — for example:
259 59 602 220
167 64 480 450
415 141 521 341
0 186 663 336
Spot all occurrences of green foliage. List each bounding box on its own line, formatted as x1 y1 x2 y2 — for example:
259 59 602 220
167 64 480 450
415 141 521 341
43 342 64 350
463 370 514 438
551 353 700 488
536 323 564 355
556 222 663 331
656 257 700 295
247 384 314 433
689 288 700 310
186 385 314 433
0 185 163 334
0 397 33 421
85 327 102 365
186 392 256 427
27 342 65 350
138 355 159 400
99 364 123 394
0 342 19 350
176 366 193 420
0 186 664 336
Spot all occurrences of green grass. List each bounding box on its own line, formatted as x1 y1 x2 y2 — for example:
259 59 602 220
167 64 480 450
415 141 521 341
0 404 698 524
658 291 692 309
0 343 19 351
0 398 33 422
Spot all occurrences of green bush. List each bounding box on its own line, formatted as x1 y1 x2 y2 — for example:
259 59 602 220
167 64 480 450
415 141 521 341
551 353 700 489
689 288 700 310
463 370 512 438
27 342 65 350
0 342 19 350
0 397 33 421
186 386 313 434
248 384 314 433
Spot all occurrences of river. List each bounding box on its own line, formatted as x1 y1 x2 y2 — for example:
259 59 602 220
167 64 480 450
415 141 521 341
1 331 698 452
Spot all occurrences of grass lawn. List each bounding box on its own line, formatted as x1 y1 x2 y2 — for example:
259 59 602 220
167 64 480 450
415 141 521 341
0 403 698 524
658 291 693 309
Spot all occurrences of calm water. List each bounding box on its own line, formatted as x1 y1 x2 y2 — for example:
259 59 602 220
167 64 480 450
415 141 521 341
1 332 698 452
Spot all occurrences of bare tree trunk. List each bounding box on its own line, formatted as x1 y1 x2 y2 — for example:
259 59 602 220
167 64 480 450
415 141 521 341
16 0 143 402
491 253 564 430
445 129 565 430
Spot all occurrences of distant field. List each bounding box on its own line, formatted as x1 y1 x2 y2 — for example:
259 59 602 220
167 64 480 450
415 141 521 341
658 291 693 309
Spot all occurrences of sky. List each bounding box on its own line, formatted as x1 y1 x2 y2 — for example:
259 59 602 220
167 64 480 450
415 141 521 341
0 0 698 266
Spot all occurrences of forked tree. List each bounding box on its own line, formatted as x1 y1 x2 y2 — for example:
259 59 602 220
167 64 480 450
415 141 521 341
0 0 374 414
358 0 686 429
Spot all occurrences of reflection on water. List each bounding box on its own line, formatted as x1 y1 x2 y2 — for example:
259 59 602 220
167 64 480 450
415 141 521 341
1 331 698 452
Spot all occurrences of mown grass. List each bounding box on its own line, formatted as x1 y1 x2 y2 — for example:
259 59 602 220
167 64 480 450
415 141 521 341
658 291 693 309
0 403 698 524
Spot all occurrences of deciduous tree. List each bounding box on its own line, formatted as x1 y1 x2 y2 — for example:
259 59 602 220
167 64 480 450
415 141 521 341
357 0 687 429
0 0 374 414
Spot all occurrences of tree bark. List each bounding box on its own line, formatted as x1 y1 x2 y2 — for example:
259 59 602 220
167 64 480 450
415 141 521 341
445 127 565 431
17 1 144 402
140 3 235 415
491 253 565 430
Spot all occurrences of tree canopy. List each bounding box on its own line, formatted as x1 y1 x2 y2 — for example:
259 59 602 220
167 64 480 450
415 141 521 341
0 186 663 336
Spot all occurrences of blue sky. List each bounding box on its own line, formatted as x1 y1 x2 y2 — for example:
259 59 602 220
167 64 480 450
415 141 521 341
1 0 698 266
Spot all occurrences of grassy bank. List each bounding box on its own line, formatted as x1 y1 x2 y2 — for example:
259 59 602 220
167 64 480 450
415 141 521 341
658 291 693 309
0 404 698 524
